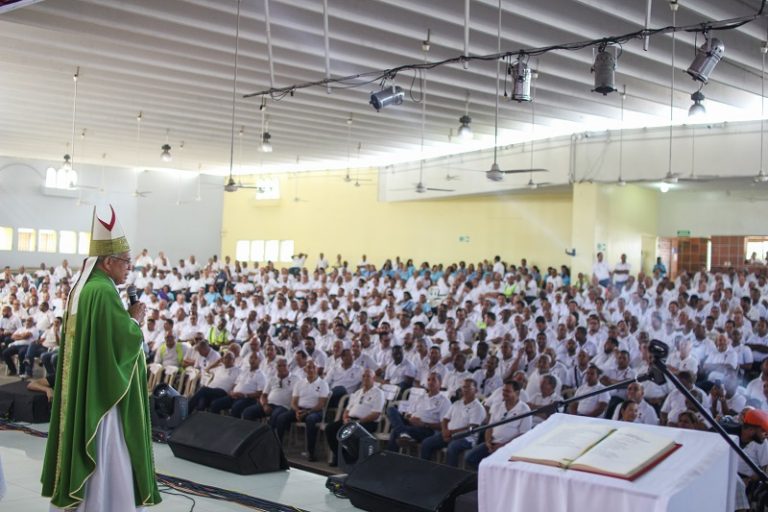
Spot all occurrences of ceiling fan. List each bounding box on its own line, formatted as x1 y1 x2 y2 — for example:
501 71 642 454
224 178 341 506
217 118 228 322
223 0 247 194
392 38 454 195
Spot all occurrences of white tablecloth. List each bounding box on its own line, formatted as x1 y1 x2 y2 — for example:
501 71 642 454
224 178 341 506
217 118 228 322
479 413 736 512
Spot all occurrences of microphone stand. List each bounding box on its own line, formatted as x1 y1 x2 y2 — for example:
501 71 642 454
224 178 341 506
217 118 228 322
453 372 648 441
646 340 768 483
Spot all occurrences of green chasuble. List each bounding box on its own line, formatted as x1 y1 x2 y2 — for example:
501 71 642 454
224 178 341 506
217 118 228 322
41 267 162 508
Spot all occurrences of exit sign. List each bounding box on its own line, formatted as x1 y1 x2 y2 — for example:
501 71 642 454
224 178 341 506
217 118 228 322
677 230 691 237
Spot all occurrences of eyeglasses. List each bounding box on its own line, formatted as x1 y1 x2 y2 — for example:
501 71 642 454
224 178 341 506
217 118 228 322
109 256 132 266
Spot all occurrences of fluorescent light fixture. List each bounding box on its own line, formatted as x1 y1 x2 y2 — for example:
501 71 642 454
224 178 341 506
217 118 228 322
369 85 405 111
686 37 724 83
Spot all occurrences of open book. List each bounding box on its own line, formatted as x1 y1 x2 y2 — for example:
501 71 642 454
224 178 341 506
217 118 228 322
509 423 681 481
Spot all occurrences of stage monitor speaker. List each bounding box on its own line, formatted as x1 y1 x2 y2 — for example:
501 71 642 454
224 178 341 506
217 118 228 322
344 451 477 512
168 412 289 474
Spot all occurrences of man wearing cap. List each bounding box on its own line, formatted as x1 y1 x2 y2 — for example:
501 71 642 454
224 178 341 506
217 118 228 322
41 205 161 510
736 408 768 509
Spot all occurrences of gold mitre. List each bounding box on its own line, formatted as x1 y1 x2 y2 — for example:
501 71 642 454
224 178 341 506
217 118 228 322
89 204 130 257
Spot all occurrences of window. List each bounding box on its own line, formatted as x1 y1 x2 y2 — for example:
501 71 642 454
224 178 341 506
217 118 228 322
235 240 250 262
60 231 77 254
0 227 12 251
17 228 36 252
279 240 294 262
264 240 279 262
38 229 57 253
250 240 265 262
78 232 90 255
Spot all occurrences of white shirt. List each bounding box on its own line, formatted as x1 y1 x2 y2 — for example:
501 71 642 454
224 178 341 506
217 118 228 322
410 392 451 425
346 386 386 419
264 374 299 408
384 359 418 385
326 364 363 393
444 399 487 444
488 400 532 444
207 365 240 391
610 398 659 425
574 382 610 415
153 342 189 367
232 368 267 395
293 377 330 409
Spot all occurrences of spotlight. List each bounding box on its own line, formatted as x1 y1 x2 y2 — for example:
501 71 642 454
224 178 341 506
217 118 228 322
686 36 724 83
457 115 473 140
509 60 532 102
369 85 404 111
62 154 72 171
688 90 706 118
592 46 617 95
150 383 188 431
160 144 172 162
261 132 273 153
337 421 379 473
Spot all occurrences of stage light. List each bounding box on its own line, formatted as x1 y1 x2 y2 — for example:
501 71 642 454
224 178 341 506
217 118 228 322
150 383 188 431
160 144 172 162
510 60 532 102
688 90 706 118
592 46 617 95
457 115 473 140
337 421 379 473
369 85 404 111
686 37 724 83
261 132 273 152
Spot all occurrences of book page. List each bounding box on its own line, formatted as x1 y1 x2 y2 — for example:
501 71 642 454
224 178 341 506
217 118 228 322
510 424 615 466
570 426 675 477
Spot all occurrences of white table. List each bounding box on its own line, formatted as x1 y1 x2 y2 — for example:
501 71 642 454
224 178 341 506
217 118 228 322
479 413 736 512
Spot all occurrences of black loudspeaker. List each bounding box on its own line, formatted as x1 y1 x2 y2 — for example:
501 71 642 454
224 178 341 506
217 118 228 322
168 412 289 474
0 381 51 423
344 451 478 512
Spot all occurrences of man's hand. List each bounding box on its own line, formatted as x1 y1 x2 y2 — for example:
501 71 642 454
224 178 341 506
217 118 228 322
128 302 146 324
410 416 424 427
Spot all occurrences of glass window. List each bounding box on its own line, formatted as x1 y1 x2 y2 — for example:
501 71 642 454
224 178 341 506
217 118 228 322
264 240 279 262
250 240 265 262
78 232 90 255
235 240 250 262
38 229 57 253
60 231 77 254
279 240 294 262
17 228 36 252
0 227 12 251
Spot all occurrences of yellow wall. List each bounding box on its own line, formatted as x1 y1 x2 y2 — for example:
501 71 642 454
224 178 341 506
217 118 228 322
221 172 574 270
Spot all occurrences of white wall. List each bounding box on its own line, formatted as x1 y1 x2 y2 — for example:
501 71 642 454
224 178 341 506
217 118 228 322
0 156 223 268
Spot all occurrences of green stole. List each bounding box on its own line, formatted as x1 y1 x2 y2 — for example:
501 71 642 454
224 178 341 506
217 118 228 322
41 267 162 508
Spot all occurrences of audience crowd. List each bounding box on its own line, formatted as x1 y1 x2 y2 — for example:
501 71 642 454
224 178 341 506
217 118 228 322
3 250 768 508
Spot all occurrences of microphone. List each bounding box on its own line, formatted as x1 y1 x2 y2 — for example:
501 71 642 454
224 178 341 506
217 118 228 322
127 285 138 306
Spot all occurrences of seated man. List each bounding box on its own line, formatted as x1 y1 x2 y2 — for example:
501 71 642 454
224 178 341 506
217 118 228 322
148 333 190 384
465 381 531 470
380 345 417 397
241 357 298 423
188 351 239 412
420 378 487 467
326 369 385 467
325 348 363 408
38 316 62 377
2 316 39 377
387 372 451 451
209 352 266 416
272 360 329 461
527 374 562 426
567 364 610 418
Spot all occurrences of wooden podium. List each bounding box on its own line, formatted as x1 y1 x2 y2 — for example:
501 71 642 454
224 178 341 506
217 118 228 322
478 414 736 512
